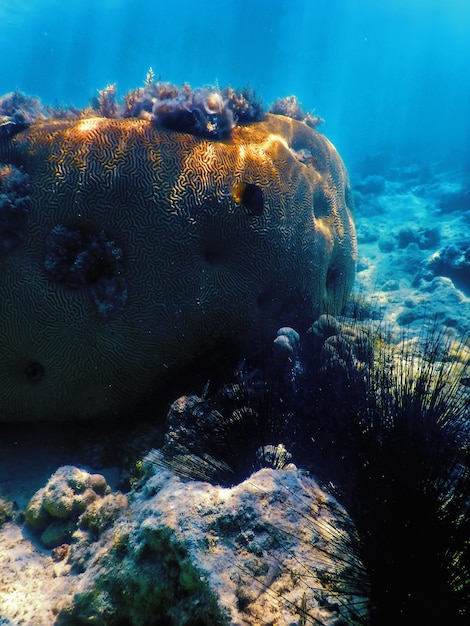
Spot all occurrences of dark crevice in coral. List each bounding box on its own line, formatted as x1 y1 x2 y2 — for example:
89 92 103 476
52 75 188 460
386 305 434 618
326 264 341 292
313 188 332 218
233 181 264 216
24 361 46 383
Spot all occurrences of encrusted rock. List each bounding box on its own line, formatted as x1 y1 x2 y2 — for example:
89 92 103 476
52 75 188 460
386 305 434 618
64 467 369 625
0 464 368 625
25 465 122 549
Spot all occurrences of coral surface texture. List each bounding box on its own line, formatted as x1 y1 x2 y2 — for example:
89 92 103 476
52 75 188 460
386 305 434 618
0 113 356 420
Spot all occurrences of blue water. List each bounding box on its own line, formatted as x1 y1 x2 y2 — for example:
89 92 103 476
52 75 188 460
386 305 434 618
1 0 469 166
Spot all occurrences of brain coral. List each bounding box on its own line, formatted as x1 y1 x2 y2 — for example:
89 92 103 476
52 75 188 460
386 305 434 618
0 112 356 421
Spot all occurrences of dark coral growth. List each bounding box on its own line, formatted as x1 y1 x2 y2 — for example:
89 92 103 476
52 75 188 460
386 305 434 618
269 95 324 128
91 83 118 118
152 327 304 484
0 91 80 137
0 163 30 252
152 392 261 484
0 91 48 137
437 185 470 214
122 80 264 139
152 86 235 139
0 81 324 142
221 85 264 125
90 275 128 318
151 329 302 484
44 224 127 317
255 442 292 470
354 174 386 195
425 242 470 295
0 497 15 527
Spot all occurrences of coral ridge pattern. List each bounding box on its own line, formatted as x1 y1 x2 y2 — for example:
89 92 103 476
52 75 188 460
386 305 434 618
0 90 356 421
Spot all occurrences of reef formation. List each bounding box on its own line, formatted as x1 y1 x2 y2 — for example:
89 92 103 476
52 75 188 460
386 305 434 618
147 314 470 624
1 79 469 626
0 314 468 624
0 80 356 421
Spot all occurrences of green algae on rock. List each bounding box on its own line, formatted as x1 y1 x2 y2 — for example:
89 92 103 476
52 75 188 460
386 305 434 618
25 465 125 549
6 465 367 625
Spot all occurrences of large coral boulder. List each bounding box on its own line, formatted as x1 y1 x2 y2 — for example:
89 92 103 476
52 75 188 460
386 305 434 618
0 113 356 420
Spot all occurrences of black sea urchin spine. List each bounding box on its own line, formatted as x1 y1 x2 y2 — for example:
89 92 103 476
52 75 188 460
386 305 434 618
301 317 470 624
147 315 469 624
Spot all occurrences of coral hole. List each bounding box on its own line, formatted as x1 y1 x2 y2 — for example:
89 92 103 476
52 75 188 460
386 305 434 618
25 361 45 383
